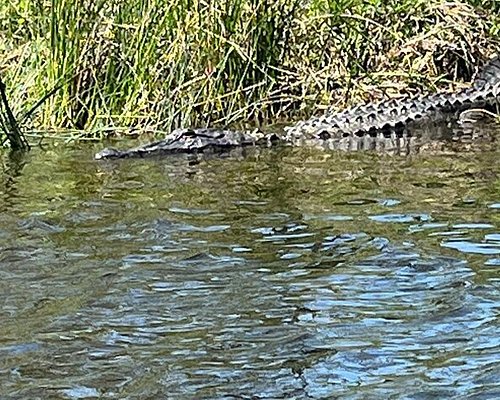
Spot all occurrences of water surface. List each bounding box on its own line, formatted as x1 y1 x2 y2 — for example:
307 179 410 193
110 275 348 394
0 130 499 399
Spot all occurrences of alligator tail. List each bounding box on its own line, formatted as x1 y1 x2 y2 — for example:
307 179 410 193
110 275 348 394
473 56 500 88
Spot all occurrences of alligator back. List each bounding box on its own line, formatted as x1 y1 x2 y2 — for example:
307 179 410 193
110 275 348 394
474 56 500 89
285 56 500 143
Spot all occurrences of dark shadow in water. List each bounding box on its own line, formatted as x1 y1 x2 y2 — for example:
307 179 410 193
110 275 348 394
305 120 500 156
0 149 28 211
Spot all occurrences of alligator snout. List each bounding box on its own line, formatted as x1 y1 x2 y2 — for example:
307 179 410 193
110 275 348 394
94 147 123 160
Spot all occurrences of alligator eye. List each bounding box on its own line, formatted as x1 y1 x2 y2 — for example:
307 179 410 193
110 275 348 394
316 130 331 140
184 128 197 136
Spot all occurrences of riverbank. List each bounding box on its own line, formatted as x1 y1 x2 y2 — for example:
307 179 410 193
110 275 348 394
0 0 499 139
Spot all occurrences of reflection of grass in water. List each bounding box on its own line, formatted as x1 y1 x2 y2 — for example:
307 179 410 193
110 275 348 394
0 0 498 138
4 139 499 268
60 145 500 261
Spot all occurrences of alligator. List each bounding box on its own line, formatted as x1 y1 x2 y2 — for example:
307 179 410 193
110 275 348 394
95 56 500 160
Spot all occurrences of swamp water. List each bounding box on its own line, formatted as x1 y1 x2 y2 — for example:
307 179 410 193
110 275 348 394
0 128 499 399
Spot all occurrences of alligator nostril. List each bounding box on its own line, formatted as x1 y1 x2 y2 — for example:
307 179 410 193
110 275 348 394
95 148 121 160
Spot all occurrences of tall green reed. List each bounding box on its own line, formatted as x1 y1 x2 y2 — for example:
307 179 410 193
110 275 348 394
0 0 498 138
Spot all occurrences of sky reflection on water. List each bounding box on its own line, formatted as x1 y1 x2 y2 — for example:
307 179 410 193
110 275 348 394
0 136 499 399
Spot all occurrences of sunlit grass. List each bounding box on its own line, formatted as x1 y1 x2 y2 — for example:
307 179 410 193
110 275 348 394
0 0 499 140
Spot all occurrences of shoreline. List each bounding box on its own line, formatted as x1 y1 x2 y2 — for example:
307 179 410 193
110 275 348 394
0 0 499 141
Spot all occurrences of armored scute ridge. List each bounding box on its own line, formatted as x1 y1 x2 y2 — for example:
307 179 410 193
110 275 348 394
95 57 500 159
284 56 500 142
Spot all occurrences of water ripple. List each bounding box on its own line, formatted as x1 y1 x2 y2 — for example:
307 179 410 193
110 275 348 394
1 144 499 398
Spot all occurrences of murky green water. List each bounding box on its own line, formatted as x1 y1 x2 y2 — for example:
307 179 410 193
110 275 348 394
1 133 499 399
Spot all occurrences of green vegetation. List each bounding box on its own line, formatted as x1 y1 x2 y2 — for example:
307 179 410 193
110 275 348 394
0 75 29 149
0 0 499 140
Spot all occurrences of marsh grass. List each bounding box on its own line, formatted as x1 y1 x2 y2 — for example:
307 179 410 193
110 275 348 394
0 0 499 140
